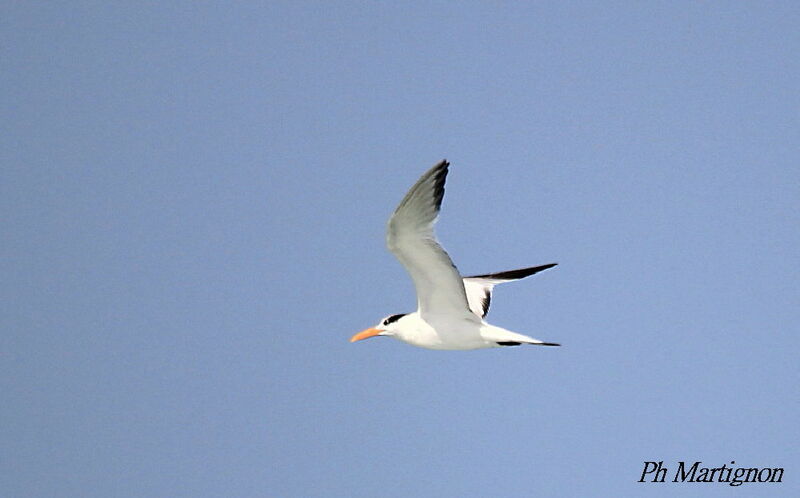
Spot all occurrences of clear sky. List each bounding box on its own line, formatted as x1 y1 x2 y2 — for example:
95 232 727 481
2 2 798 497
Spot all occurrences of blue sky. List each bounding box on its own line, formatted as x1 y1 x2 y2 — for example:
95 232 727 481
2 2 798 497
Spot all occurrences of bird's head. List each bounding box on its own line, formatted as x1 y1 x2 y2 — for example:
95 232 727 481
350 313 408 343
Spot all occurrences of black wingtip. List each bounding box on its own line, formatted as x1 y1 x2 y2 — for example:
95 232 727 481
431 160 449 211
535 342 561 347
466 263 558 281
480 289 491 317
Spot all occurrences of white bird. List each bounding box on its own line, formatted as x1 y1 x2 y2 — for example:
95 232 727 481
350 160 560 350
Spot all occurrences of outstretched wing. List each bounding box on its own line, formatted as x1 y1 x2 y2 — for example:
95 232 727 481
463 263 557 317
386 160 473 320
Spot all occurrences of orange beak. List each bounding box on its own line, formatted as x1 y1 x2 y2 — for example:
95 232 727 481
350 328 382 343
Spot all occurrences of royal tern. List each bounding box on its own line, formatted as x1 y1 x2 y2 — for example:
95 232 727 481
350 160 560 350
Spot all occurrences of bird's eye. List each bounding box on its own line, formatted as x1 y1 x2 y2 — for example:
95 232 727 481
382 313 406 326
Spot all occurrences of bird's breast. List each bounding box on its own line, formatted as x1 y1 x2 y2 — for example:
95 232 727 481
395 315 491 350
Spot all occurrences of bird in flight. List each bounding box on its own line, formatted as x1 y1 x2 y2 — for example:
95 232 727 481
350 160 560 350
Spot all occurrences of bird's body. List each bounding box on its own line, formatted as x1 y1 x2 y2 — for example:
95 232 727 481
373 312 551 351
351 160 559 351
